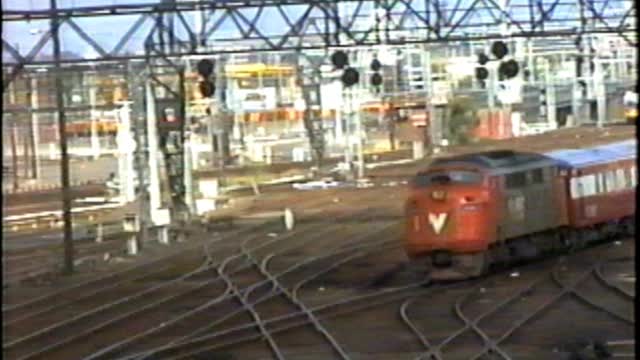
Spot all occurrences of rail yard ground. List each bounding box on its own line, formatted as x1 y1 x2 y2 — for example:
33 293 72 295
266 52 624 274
2 125 636 360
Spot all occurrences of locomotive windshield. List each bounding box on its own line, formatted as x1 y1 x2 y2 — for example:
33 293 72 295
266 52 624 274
412 170 483 187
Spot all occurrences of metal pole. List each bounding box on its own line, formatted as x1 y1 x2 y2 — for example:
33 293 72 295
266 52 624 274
119 102 136 202
51 0 74 275
355 74 364 179
23 124 30 179
29 77 41 179
544 59 557 129
595 58 606 128
344 85 353 177
11 119 19 192
89 81 100 159
184 122 196 215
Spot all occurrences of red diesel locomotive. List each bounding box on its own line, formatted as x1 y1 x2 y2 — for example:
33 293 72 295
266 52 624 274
405 140 636 279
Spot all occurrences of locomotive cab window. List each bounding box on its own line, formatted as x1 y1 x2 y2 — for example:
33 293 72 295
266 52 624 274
615 169 626 190
530 169 544 184
412 170 483 187
505 172 527 189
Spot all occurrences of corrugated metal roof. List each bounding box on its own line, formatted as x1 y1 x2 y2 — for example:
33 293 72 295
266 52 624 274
545 140 637 168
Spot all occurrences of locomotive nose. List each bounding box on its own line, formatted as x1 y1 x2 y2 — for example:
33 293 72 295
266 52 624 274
405 186 490 258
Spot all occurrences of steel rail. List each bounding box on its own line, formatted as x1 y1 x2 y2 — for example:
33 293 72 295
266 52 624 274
2 234 131 285
414 269 552 360
594 257 635 299
400 298 442 360
82 194 394 359
126 280 435 360
1 222 269 322
248 251 360 359
128 221 397 360
469 255 633 360
81 221 343 360
4 225 287 360
550 258 635 325
407 238 635 360
1 220 275 314
214 239 288 360
127 233 419 360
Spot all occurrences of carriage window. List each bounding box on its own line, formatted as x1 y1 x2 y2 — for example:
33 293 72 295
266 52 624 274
631 166 637 187
605 171 617 191
412 170 483 187
571 175 597 198
530 169 544 184
596 173 606 193
570 178 581 199
582 175 597 197
616 169 626 190
505 172 527 189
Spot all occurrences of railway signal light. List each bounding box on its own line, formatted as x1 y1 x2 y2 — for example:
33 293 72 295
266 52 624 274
341 67 360 87
370 58 382 72
475 53 489 83
196 59 214 78
478 53 489 65
491 41 508 60
539 88 547 115
370 57 383 92
196 59 216 97
475 67 489 81
498 59 520 79
370 73 383 87
331 51 349 69
198 80 215 98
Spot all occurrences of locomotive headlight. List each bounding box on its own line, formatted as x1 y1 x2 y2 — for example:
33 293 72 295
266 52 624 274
431 190 446 200
461 204 480 211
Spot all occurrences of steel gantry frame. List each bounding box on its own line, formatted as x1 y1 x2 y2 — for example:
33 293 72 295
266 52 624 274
2 0 636 84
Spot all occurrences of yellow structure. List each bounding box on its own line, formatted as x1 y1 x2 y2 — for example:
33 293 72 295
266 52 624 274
224 63 296 79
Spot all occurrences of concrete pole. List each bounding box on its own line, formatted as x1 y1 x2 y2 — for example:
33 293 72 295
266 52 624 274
29 77 41 179
10 119 19 192
127 233 138 255
158 226 170 245
89 82 100 160
425 50 439 153
595 58 606 128
145 80 162 219
23 125 30 179
355 85 364 179
544 59 557 129
334 82 344 143
119 102 136 202
184 128 196 214
124 214 140 255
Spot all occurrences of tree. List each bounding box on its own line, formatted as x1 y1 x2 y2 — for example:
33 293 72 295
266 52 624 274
446 97 478 145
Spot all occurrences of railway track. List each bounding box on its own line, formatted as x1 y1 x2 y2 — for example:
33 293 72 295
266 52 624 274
400 240 635 360
3 185 633 360
2 232 132 287
3 189 394 360
110 228 433 360
76 196 402 359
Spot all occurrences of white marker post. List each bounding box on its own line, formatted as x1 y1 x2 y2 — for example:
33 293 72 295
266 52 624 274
123 213 139 255
95 223 103 243
284 208 295 231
